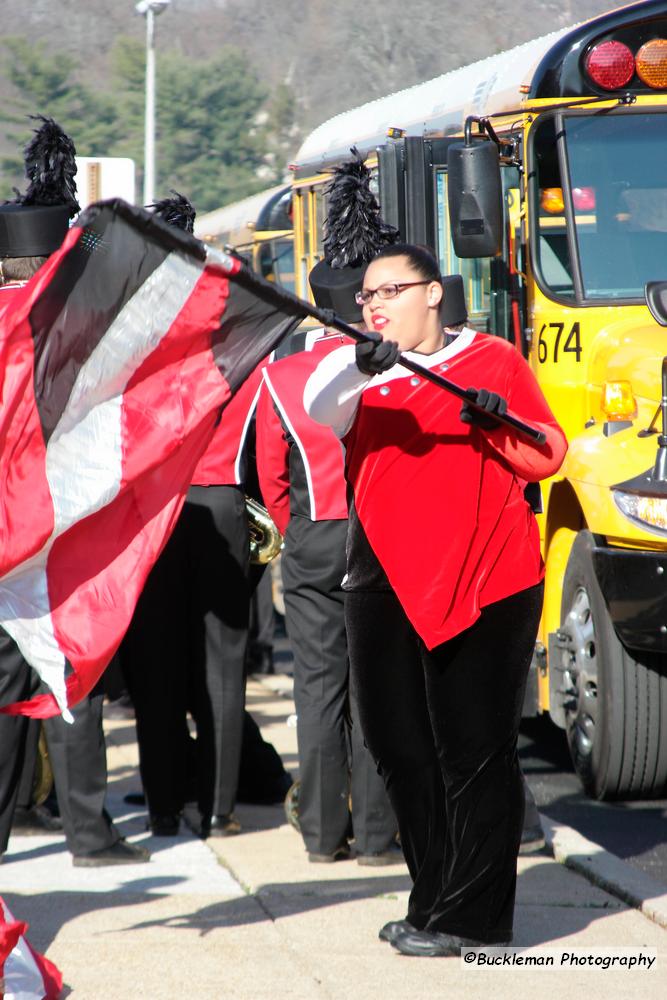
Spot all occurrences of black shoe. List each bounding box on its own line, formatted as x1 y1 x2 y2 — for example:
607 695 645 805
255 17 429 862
124 791 146 806
519 823 546 854
104 693 135 720
392 928 510 957
204 813 241 838
307 842 352 863
379 919 413 943
248 644 275 675
72 838 151 867
147 813 181 836
357 842 404 867
391 929 468 957
12 805 63 835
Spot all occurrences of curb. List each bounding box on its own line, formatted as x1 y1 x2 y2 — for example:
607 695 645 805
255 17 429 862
542 813 667 930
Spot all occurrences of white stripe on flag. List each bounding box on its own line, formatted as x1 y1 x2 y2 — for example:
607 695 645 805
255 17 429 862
0 251 204 712
1 899 47 1000
48 251 204 534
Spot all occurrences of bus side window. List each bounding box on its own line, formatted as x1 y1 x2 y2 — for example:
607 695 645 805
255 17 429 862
533 117 575 297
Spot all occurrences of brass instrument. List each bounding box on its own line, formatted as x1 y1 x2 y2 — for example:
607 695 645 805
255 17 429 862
32 727 54 806
245 496 283 564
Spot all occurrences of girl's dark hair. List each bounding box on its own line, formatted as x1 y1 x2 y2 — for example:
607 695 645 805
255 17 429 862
371 242 441 282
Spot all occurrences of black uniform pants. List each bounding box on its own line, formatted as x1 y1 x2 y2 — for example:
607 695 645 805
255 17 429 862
121 484 249 820
0 627 119 857
345 583 543 943
282 517 396 856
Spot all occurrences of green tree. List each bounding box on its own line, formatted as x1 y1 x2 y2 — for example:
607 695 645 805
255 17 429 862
155 47 269 212
0 37 118 199
0 35 284 214
260 81 302 185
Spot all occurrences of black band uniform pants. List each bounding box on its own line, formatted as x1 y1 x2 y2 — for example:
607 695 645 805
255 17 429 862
345 582 543 942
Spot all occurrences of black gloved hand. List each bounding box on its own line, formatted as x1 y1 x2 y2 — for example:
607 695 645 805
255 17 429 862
460 387 508 429
355 337 400 376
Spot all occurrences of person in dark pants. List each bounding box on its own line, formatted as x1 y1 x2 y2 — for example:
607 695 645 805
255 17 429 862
305 242 568 954
258 328 398 864
120 389 259 837
0 628 149 866
118 193 264 838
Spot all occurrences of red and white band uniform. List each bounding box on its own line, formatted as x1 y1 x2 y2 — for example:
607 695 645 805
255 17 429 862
256 329 397 859
305 329 567 940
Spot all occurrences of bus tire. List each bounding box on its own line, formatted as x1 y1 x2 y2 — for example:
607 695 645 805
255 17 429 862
559 530 667 800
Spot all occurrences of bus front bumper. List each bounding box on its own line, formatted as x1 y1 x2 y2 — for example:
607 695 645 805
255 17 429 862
592 544 667 654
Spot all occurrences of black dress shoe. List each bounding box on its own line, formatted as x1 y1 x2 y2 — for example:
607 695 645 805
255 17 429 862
392 928 510 957
379 919 413 943
357 842 404 867
72 838 151 867
124 791 147 806
204 813 241 838
307 842 352 863
12 805 63 835
391 929 469 957
519 823 546 854
147 813 181 836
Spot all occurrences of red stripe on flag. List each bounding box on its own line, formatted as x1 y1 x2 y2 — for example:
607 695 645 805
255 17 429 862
0 307 53 577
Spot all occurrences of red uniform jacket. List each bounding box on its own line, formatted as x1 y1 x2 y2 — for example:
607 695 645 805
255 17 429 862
191 358 266 486
305 330 568 648
256 332 349 536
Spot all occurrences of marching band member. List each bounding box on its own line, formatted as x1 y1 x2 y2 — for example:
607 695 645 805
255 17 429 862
255 151 399 863
0 118 149 867
119 194 263 838
304 242 567 955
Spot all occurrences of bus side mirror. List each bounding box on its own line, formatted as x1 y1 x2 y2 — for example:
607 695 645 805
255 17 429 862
447 142 503 258
646 281 667 326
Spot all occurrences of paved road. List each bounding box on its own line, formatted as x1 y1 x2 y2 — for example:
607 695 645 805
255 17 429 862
519 716 667 890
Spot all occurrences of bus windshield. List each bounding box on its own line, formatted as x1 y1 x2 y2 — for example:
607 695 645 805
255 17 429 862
534 112 667 302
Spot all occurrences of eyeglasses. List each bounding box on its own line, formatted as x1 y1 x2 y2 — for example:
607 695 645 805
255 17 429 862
354 280 431 306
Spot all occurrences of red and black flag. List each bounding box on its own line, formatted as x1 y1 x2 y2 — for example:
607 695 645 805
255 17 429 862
0 199 307 719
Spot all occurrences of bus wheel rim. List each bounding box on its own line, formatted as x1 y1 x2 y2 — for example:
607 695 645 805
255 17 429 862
563 585 599 758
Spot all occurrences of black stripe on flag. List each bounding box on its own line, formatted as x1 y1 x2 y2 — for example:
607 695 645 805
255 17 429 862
30 200 206 445
210 262 310 394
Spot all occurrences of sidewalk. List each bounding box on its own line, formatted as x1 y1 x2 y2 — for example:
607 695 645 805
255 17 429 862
2 674 666 999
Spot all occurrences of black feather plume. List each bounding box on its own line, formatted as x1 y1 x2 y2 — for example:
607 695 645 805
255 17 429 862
20 116 79 217
322 147 398 269
148 190 196 233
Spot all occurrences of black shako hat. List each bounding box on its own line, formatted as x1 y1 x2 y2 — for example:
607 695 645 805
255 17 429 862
309 147 398 323
440 274 468 327
0 116 80 257
147 190 196 233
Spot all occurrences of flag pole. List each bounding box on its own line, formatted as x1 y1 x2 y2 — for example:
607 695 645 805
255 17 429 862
209 252 547 446
300 304 547 446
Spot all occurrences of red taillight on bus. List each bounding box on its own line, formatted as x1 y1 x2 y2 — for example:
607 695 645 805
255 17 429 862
572 187 596 212
585 41 635 90
636 39 667 88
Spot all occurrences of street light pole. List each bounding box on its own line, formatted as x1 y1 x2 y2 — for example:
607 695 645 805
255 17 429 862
135 0 171 206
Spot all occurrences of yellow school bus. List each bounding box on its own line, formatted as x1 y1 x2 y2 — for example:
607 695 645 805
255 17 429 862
195 185 295 293
290 1 667 800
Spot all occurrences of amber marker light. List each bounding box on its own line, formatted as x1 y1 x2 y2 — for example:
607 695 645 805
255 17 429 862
602 380 637 420
541 188 565 213
636 39 667 88
585 40 635 90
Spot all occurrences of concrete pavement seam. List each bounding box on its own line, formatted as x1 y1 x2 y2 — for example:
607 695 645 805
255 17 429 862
541 812 667 931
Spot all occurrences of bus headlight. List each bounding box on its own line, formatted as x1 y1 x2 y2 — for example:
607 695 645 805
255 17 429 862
613 490 667 534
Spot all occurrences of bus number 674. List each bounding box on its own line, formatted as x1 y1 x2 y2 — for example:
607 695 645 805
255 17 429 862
537 322 582 364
